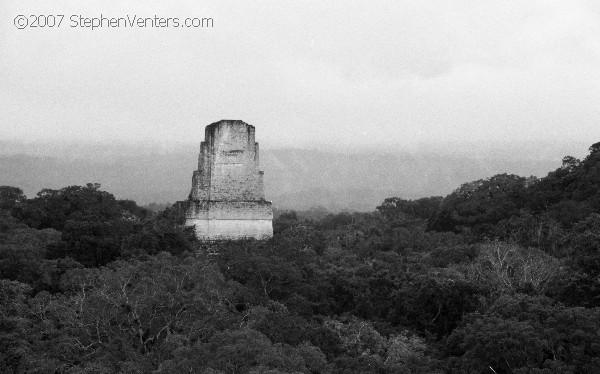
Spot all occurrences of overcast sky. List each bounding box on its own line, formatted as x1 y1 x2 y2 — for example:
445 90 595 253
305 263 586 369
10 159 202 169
1 0 599 148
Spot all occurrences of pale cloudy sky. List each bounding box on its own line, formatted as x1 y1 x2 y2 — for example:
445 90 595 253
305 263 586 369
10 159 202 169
1 0 599 148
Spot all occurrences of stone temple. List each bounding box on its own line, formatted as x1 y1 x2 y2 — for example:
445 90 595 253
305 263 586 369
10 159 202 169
184 120 273 240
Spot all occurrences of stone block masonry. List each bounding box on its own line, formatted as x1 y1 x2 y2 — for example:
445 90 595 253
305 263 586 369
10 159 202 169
185 120 273 240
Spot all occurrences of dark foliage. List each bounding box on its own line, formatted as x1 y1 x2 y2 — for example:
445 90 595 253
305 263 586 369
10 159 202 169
1 142 600 373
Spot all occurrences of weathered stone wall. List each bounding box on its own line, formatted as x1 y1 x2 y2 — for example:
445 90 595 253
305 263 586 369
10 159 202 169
186 200 272 220
185 120 273 240
185 218 273 241
190 121 265 201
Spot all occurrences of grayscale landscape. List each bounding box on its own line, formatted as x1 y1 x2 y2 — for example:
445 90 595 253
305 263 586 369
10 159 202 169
1 1 600 373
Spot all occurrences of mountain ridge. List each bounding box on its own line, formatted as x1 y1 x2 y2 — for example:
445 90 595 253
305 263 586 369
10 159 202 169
0 140 589 212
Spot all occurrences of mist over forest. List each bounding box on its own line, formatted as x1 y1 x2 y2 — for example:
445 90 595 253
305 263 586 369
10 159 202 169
0 140 589 212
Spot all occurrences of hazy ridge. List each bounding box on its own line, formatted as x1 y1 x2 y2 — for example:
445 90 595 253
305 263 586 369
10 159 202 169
0 140 590 212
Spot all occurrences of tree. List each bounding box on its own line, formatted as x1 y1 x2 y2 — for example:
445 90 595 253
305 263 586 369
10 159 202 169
388 270 484 338
0 280 33 374
0 186 26 211
0 211 62 288
377 196 442 221
428 174 528 237
18 183 123 230
558 213 600 307
469 241 560 295
494 211 566 255
36 253 239 372
157 328 328 374
446 295 600 373
526 142 600 227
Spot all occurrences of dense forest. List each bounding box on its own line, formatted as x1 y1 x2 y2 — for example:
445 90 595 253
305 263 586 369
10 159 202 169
1 142 599 374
